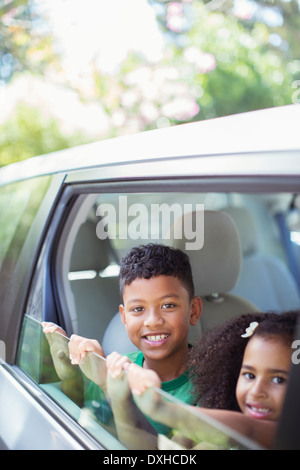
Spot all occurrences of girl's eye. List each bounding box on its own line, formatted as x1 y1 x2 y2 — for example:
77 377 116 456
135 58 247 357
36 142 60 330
244 372 255 380
273 376 286 385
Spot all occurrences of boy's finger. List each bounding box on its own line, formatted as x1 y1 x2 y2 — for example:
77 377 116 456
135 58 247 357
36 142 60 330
127 364 161 395
107 353 131 378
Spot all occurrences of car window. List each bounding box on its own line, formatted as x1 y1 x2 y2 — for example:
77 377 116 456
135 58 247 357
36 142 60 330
0 176 52 326
16 186 300 449
17 315 261 450
0 176 50 272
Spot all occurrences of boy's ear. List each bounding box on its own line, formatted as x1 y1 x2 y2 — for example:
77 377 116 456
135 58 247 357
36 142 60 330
119 304 127 328
190 296 202 326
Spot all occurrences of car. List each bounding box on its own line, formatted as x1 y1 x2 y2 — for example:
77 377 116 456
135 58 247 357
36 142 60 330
0 104 300 450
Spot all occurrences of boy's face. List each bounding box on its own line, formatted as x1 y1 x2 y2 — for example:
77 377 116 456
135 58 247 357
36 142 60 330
119 275 201 371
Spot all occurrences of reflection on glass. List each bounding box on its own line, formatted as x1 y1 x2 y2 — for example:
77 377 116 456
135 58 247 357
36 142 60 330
17 315 262 450
17 315 120 448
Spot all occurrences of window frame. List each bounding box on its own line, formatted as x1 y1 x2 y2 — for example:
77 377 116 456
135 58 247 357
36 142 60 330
15 168 300 450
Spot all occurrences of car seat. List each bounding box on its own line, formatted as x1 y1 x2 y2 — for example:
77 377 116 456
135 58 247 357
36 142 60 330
224 207 300 312
69 220 120 341
102 210 260 354
169 210 260 341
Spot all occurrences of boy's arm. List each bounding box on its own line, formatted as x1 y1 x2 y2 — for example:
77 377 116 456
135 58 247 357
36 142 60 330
106 352 158 450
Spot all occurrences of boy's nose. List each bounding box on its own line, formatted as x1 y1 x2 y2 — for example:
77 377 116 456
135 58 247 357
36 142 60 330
144 309 164 328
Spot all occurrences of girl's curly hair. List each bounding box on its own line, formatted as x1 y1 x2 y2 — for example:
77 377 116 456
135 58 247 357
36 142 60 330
189 310 300 412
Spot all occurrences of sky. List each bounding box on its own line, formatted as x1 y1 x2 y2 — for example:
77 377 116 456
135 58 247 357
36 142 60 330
41 0 164 77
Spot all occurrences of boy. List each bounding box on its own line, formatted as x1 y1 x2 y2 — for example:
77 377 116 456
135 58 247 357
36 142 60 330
43 244 202 432
68 244 201 390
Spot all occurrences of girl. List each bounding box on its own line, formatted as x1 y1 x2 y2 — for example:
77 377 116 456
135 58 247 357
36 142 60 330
107 310 299 449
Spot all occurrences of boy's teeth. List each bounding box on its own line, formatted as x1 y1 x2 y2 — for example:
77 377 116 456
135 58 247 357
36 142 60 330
146 334 168 341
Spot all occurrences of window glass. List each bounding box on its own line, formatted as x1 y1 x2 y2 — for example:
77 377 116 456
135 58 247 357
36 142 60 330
17 315 259 450
0 176 51 287
17 188 300 450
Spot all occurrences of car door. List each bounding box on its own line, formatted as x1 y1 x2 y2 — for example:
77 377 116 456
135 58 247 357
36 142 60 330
1 108 300 450
0 173 104 449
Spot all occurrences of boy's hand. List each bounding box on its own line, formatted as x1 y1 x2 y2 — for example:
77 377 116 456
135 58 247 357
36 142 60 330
127 363 161 396
42 322 67 337
68 334 105 365
126 364 163 419
106 352 132 402
106 351 132 378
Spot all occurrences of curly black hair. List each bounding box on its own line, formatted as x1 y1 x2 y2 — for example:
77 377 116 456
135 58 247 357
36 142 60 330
189 310 300 412
119 243 194 301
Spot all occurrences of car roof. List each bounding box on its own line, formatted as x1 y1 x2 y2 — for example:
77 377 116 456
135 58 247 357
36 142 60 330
0 104 300 186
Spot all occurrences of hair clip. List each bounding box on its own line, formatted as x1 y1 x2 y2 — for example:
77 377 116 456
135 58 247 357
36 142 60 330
241 321 259 338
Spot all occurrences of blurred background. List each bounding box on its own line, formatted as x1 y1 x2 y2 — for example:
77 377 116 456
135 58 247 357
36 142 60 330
0 0 299 167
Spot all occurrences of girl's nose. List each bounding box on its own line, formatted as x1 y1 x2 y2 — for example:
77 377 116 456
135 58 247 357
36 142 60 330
249 378 268 399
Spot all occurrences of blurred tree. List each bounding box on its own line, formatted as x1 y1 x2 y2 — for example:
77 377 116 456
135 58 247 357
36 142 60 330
0 1 89 166
92 0 297 131
149 0 300 62
0 0 59 84
0 103 88 166
1 0 299 167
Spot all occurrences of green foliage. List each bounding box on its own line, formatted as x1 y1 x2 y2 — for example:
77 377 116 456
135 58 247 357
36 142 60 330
0 102 91 166
1 0 299 167
92 2 296 132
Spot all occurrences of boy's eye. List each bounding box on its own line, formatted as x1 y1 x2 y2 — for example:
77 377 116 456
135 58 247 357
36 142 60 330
162 303 176 309
131 306 144 313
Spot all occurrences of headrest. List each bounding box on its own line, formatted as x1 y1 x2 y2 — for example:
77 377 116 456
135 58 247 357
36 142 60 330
70 220 110 272
223 207 258 256
169 210 242 296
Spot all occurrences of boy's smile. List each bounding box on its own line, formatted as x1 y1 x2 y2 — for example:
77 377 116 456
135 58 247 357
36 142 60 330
119 275 201 380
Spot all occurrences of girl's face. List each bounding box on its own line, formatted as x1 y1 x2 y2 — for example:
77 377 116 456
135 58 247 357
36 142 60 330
236 335 291 421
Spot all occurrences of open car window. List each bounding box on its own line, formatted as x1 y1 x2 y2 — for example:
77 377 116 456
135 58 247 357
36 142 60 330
17 315 263 450
15 184 300 450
